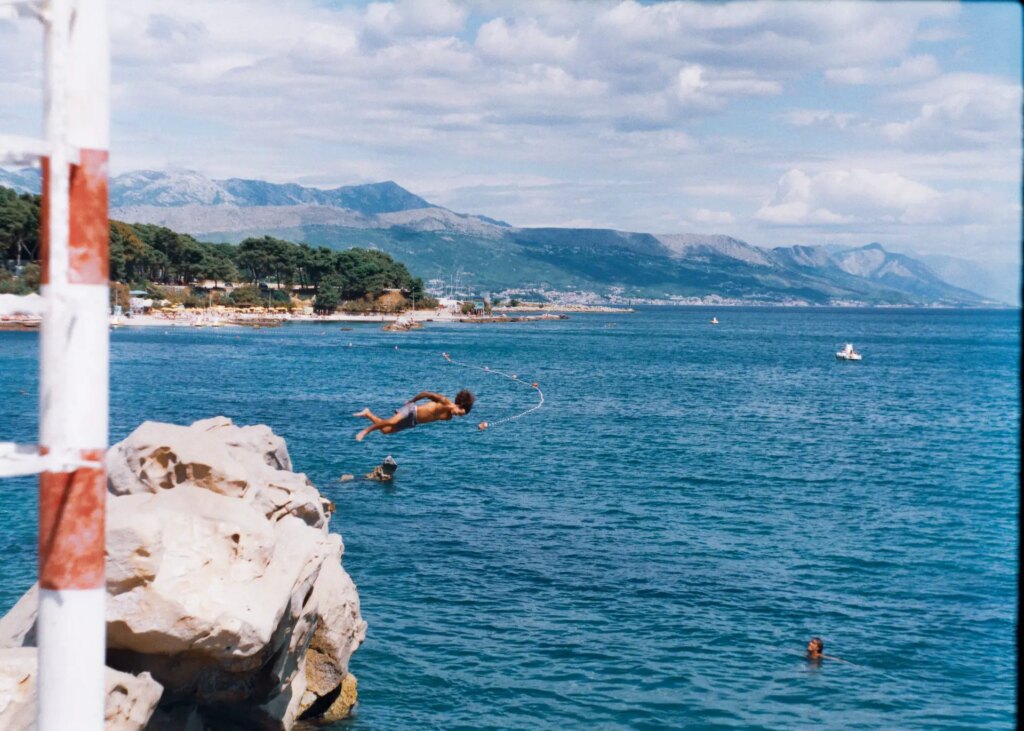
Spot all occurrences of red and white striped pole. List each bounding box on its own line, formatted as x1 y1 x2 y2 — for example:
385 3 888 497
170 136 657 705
38 0 109 729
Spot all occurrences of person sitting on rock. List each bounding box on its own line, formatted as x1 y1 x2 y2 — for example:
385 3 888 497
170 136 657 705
354 390 475 441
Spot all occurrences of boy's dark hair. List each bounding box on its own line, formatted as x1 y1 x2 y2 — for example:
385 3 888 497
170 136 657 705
455 389 475 414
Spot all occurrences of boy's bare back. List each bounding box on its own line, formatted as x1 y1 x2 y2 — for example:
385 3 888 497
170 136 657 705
414 398 458 424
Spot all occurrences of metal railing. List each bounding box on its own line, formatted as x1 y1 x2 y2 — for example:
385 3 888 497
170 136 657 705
0 2 109 729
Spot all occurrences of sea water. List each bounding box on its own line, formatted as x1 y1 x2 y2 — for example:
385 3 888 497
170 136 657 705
0 307 1017 729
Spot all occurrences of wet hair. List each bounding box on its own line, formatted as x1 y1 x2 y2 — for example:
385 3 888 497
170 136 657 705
455 389 475 414
808 637 824 653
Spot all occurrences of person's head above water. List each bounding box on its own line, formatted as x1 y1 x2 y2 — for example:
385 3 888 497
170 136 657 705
807 637 824 658
454 389 475 415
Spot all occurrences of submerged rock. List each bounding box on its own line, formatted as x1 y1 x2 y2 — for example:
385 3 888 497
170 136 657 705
0 417 365 730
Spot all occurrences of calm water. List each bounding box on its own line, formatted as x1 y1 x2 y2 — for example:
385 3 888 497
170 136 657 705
0 308 1018 729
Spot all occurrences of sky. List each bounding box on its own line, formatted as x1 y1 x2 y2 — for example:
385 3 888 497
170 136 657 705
1 0 1021 265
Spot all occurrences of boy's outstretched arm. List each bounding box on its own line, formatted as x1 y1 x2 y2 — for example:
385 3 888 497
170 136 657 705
409 391 451 404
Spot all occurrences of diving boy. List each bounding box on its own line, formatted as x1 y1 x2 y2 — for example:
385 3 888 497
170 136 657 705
354 389 476 441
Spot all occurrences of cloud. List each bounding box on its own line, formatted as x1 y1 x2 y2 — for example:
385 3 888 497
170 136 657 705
783 109 860 130
0 0 1017 267
669 64 782 114
476 18 577 63
364 0 467 38
825 54 940 85
690 208 736 225
755 168 998 227
879 72 1022 150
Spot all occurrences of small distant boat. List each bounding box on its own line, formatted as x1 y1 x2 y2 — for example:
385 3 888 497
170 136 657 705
710 317 719 325
835 343 862 361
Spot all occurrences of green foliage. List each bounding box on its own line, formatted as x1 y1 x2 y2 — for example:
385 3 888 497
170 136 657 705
0 185 426 306
0 268 30 294
182 292 210 309
314 273 343 312
0 188 40 265
236 236 296 285
226 285 263 307
460 301 477 315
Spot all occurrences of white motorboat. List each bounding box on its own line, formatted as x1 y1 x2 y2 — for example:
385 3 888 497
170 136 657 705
835 343 862 361
710 317 719 325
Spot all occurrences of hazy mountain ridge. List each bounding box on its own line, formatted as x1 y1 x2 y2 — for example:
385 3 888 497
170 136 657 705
0 167 1002 304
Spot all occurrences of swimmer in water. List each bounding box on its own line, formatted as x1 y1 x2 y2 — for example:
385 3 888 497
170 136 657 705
806 637 850 664
354 389 475 441
807 637 825 660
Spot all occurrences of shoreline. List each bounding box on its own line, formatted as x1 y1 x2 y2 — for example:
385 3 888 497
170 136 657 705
3 301 1012 333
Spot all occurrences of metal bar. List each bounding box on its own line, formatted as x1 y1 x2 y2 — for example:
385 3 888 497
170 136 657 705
0 293 47 317
0 134 51 165
0 443 47 478
36 0 109 729
0 443 101 478
0 0 44 21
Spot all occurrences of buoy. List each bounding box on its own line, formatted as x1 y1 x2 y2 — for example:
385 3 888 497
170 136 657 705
532 382 539 388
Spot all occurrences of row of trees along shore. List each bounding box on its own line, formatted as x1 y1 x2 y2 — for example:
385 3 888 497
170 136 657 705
0 186 432 312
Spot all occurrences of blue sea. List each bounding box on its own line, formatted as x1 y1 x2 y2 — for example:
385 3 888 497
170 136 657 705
0 307 1018 729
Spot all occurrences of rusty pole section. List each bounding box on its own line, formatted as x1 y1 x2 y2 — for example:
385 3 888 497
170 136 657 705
37 0 109 728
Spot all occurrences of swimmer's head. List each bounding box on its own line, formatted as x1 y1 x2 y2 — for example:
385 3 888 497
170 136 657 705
454 389 475 415
807 637 824 657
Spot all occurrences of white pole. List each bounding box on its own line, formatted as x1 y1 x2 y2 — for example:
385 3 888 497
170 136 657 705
37 1 109 729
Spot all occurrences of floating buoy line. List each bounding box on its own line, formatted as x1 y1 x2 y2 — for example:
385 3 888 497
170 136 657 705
442 352 544 430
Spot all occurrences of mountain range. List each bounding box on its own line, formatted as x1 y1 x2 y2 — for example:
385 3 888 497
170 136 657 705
1 167 1007 305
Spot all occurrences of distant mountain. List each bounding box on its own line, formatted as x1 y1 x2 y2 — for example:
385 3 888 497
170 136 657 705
110 170 434 214
916 252 1018 305
0 167 437 215
0 167 997 305
0 167 40 195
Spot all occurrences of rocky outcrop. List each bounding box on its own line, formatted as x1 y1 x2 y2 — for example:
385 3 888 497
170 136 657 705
0 417 365 730
0 647 163 731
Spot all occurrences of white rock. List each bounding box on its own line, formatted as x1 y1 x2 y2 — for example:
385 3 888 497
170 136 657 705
0 647 162 731
0 418 364 731
105 417 328 528
104 418 364 729
0 585 36 649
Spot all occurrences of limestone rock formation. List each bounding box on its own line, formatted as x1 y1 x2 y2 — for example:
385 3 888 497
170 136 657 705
0 647 163 731
0 417 365 730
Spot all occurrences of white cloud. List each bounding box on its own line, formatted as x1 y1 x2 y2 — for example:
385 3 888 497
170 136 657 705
476 18 577 63
825 54 940 85
365 0 467 38
783 109 859 130
0 0 1017 266
879 73 1022 149
755 168 998 227
690 208 736 225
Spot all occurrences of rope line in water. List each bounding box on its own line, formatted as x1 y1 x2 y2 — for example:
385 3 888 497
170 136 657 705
442 352 544 429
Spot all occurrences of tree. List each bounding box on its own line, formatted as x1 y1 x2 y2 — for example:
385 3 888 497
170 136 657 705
198 245 238 287
235 236 295 286
314 273 343 313
0 189 40 266
109 221 146 284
